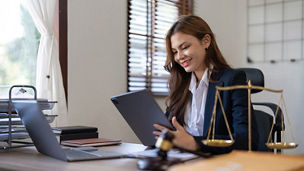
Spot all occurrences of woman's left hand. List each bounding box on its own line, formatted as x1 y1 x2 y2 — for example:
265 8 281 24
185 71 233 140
153 116 198 151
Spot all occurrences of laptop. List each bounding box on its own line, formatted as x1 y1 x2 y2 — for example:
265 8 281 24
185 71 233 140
13 100 124 162
111 89 173 146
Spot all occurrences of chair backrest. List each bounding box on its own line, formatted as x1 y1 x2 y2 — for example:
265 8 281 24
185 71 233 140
236 68 264 93
254 110 273 151
237 68 283 152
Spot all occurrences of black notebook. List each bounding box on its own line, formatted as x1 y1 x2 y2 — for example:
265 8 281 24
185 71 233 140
58 132 99 142
53 126 98 134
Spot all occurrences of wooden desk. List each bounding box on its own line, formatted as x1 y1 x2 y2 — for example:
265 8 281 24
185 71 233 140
170 150 304 171
0 143 147 171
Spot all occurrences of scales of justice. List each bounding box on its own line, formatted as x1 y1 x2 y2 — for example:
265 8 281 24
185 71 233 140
201 80 298 151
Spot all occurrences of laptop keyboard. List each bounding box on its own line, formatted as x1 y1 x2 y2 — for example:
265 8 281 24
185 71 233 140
63 148 124 161
63 148 100 160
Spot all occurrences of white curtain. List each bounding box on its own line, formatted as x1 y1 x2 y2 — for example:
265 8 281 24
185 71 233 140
22 0 68 126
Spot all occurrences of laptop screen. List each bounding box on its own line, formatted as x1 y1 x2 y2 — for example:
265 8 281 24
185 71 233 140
13 100 67 161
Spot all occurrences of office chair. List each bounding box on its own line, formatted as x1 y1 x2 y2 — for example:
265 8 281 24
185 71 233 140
237 68 284 152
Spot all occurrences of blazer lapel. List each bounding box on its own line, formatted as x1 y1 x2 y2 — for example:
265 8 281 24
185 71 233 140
203 74 224 137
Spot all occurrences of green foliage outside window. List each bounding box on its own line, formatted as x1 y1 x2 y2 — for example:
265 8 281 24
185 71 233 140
0 3 40 97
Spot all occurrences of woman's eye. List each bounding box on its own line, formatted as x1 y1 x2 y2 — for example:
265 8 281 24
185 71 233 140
182 45 189 50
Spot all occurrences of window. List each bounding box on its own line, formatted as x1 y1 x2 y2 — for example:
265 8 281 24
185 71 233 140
127 0 193 95
0 0 68 99
0 0 40 97
247 0 304 63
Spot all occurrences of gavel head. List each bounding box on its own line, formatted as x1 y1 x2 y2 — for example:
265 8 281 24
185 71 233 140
155 130 175 159
137 130 179 170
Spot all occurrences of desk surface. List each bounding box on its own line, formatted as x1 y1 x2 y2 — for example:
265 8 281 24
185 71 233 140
0 143 147 171
170 150 304 171
3 143 303 171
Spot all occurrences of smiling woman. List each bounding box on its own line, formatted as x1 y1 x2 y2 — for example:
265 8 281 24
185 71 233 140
152 15 258 154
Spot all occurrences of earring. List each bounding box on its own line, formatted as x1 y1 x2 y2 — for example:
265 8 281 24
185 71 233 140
205 48 208 51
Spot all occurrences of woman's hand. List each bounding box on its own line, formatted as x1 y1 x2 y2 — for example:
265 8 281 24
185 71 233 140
153 116 199 151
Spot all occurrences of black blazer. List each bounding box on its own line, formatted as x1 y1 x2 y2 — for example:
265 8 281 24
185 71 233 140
166 68 257 154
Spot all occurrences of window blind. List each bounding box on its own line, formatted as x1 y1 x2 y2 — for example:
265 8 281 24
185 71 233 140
127 0 193 95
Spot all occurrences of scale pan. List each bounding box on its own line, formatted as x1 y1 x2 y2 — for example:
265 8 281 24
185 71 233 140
202 139 234 147
266 142 298 149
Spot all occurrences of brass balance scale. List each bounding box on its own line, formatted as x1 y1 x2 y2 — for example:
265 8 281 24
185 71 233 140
201 81 298 151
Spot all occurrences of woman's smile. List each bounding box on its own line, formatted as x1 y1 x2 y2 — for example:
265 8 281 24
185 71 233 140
181 58 192 67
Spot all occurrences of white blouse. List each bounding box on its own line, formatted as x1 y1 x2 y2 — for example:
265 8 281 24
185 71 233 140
184 69 209 136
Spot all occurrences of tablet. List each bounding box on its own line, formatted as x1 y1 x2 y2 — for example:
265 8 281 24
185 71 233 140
111 89 173 146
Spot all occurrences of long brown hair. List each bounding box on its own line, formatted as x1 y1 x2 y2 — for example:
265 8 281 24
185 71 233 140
164 15 230 125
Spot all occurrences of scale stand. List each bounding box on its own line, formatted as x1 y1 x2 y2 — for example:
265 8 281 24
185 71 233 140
202 81 298 151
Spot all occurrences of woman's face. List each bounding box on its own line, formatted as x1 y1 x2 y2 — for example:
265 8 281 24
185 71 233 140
171 32 210 75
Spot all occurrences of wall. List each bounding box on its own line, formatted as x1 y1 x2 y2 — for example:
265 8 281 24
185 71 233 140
68 0 139 143
194 0 304 154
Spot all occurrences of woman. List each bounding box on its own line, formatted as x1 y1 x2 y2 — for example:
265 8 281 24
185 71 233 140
153 15 256 154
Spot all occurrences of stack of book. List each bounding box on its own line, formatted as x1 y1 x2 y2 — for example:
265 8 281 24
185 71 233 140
52 126 98 142
61 138 121 147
